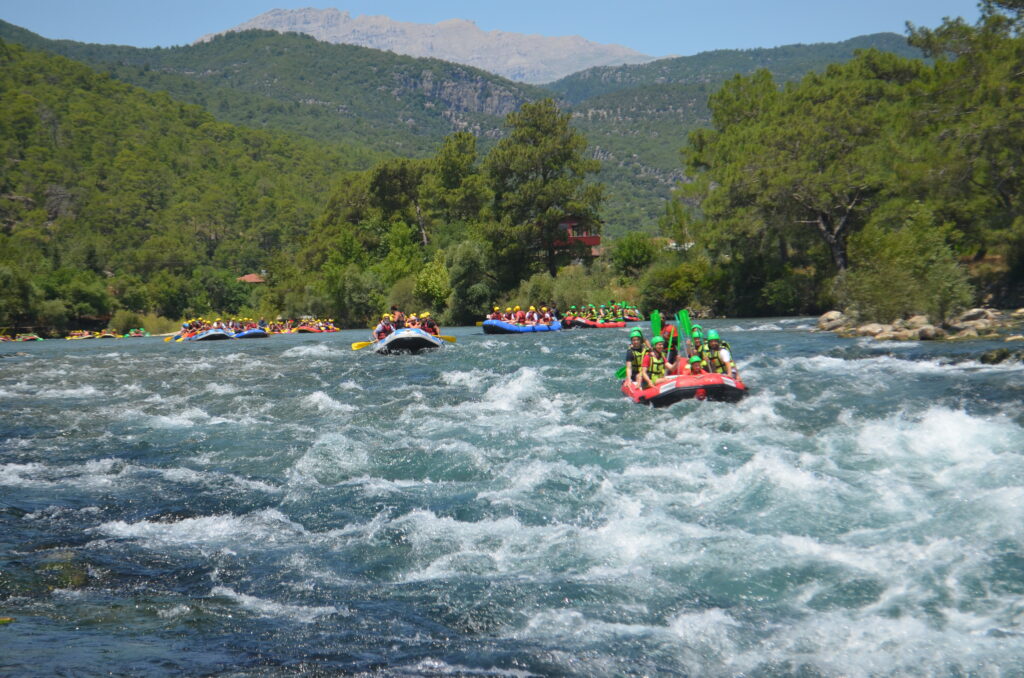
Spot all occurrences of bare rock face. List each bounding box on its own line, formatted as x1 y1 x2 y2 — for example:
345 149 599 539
905 315 930 330
1013 308 1024 319
198 8 657 84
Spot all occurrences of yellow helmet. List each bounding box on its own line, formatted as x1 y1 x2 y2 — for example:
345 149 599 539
541 307 548 311
421 312 430 318
529 306 536 311
506 307 512 312
514 305 521 311
493 306 499 311
382 314 391 320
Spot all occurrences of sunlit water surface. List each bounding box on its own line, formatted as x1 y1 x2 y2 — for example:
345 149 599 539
2 319 1023 676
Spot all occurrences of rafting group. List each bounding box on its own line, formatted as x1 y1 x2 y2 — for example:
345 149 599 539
170 317 340 342
66 328 150 340
481 301 644 334
621 311 746 406
352 306 453 354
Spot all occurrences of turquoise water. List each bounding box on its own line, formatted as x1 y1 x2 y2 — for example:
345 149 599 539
2 319 1023 677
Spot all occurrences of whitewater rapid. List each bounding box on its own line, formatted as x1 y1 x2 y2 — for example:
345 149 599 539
1 319 1023 676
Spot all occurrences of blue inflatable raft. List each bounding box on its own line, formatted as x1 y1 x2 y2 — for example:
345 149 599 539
482 320 563 334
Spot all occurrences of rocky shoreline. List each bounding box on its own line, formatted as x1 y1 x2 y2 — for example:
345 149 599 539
816 307 1024 363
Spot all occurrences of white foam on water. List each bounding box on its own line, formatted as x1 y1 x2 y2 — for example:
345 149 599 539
395 509 576 581
729 607 1018 678
337 379 363 391
667 608 742 666
204 382 240 395
725 323 782 332
34 385 102 399
93 508 306 548
157 604 192 619
159 466 281 495
440 369 493 388
210 586 344 623
301 391 357 413
0 462 49 487
401 658 539 677
282 344 339 358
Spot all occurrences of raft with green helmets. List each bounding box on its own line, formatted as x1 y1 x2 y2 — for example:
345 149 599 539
621 324 748 406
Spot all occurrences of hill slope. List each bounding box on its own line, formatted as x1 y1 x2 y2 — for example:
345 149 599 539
0 21 925 236
0 22 544 158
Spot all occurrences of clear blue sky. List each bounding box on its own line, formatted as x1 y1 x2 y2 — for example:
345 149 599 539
1 1 982 56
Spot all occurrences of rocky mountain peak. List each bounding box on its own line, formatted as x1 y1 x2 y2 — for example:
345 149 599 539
197 7 656 84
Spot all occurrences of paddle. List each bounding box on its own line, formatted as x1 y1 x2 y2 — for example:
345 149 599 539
438 335 457 343
351 340 376 350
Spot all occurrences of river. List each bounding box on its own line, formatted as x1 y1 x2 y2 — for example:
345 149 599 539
2 319 1023 677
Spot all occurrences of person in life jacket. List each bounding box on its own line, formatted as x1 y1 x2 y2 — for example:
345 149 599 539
661 323 680 364
540 306 553 324
406 313 421 329
524 306 540 324
390 305 406 328
373 314 394 340
488 306 502 320
514 306 527 324
421 311 439 336
639 336 678 389
688 327 706 362
705 329 738 379
624 328 649 386
684 354 707 376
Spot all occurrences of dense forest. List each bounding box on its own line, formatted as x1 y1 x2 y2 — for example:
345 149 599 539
1 2 1021 335
0 20 919 237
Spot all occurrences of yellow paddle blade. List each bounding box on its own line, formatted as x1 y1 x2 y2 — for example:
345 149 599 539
164 336 174 342
438 335 457 343
475 321 484 326
175 337 185 342
351 341 374 350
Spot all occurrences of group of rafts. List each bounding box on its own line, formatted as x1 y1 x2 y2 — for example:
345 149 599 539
168 318 339 342
481 303 644 334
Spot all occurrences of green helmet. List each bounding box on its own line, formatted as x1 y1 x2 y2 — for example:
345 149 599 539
691 329 702 338
570 305 576 309
653 336 665 345
689 355 702 364
707 329 720 341
630 328 644 338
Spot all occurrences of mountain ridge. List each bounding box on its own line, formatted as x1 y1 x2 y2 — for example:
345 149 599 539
197 7 656 84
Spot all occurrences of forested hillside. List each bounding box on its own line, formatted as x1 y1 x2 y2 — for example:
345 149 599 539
546 33 922 103
0 21 923 236
0 43 374 330
0 22 544 157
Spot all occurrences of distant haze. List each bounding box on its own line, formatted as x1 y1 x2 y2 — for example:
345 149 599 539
197 7 657 84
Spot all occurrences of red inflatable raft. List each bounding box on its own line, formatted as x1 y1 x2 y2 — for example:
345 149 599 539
622 373 748 407
568 317 626 329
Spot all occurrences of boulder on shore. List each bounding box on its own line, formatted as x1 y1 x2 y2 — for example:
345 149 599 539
917 325 946 340
1012 308 1024 319
956 308 996 322
856 323 890 337
1006 335 1024 342
817 310 846 331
